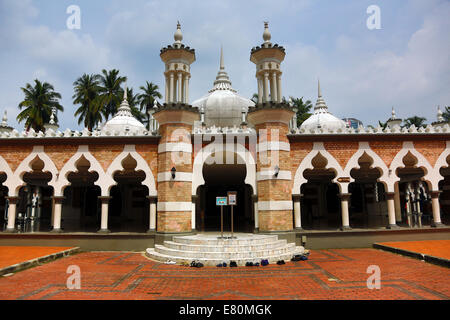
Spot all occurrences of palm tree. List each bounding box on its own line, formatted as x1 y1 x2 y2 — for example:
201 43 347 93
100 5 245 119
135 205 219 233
138 81 162 130
97 69 127 120
290 97 313 126
73 74 102 131
404 116 427 128
442 106 450 122
378 121 388 130
17 79 64 132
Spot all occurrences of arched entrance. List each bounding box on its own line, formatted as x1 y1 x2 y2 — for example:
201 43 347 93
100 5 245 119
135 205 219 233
300 153 341 230
195 151 254 233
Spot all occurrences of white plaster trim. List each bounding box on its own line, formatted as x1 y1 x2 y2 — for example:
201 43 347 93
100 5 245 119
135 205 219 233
157 202 192 212
292 142 344 194
158 143 192 154
158 172 192 182
192 143 257 195
258 201 293 211
257 141 290 153
105 145 157 196
257 170 291 181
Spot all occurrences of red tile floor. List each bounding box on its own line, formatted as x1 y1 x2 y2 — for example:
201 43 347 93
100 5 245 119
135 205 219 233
0 248 448 300
378 240 450 260
0 246 75 269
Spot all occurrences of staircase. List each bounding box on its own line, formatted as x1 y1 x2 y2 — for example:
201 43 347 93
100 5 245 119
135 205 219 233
146 233 305 266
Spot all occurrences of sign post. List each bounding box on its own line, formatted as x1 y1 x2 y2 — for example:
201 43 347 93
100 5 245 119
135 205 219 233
227 192 237 239
216 197 228 239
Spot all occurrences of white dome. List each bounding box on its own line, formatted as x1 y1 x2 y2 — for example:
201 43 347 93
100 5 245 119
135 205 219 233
192 48 255 128
102 88 146 134
300 81 347 132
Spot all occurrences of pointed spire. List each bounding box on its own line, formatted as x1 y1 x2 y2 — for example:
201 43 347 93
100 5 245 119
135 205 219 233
124 81 128 101
49 107 56 125
1 110 7 127
437 105 444 122
318 79 322 98
117 82 131 113
391 106 396 120
174 21 183 44
314 79 328 111
220 46 225 70
263 21 271 44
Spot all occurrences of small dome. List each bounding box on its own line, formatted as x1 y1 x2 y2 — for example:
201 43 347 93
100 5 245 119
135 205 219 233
102 86 146 134
300 81 347 132
192 48 255 128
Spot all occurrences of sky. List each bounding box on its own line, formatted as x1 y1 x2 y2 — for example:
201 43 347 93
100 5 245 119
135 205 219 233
0 0 449 131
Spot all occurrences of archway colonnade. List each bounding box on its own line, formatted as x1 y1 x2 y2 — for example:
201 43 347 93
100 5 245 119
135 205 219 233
0 140 448 234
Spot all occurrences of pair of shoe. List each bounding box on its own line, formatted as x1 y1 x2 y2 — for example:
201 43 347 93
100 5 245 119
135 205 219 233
216 262 227 267
291 254 309 262
230 261 238 268
261 259 269 266
246 262 260 267
190 260 204 268
276 260 285 265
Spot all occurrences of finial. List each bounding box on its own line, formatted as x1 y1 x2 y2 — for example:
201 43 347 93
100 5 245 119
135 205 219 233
220 46 225 70
174 21 183 44
1 110 7 126
153 99 158 108
391 106 396 119
124 82 128 101
263 21 271 43
318 79 322 98
49 107 56 125
437 105 444 122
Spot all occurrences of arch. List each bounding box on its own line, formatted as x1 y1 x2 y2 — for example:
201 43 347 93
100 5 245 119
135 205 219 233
0 155 13 179
433 141 450 189
53 145 107 196
7 146 58 195
192 142 256 195
390 141 436 191
292 142 344 194
105 145 157 196
343 141 393 191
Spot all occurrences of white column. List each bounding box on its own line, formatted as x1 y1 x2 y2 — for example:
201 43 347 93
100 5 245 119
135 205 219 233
340 194 351 230
177 73 183 103
277 75 282 103
386 193 398 228
165 77 169 104
257 76 263 104
98 196 111 233
431 192 444 227
147 196 157 232
5 196 18 232
253 195 259 231
394 183 402 223
51 196 64 232
271 72 278 103
191 196 197 231
169 74 174 103
183 75 188 103
293 195 302 229
263 73 269 103
186 76 190 104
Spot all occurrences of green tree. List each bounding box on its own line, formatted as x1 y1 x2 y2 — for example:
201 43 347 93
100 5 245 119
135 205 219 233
73 74 102 131
404 116 427 128
442 106 450 122
290 96 313 126
17 79 64 132
97 69 127 120
138 81 162 130
378 121 388 130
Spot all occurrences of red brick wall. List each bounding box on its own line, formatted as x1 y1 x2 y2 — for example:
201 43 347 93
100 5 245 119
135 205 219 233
324 141 359 169
369 141 403 168
44 145 78 170
0 145 33 172
414 140 446 167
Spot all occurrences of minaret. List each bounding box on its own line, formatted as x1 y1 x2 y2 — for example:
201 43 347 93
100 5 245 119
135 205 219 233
247 22 295 233
153 22 200 236
432 106 449 128
160 22 196 104
44 107 59 132
250 22 286 104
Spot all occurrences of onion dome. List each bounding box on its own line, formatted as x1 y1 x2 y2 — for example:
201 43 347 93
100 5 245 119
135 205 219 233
101 83 146 134
192 47 255 127
300 80 347 132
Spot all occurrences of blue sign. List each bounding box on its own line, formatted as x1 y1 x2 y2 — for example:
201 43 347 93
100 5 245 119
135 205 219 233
216 197 228 206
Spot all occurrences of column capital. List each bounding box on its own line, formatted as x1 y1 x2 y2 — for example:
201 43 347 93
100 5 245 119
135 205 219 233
292 194 303 201
430 191 442 198
147 195 158 202
339 193 352 200
251 194 258 202
191 195 199 202
52 196 66 203
98 196 112 203
5 196 19 204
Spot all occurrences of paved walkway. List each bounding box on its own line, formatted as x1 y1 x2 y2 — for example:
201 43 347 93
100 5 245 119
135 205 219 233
0 248 449 300
0 246 75 270
378 240 450 260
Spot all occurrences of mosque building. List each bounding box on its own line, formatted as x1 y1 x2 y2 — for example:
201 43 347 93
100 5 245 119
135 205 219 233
0 23 448 261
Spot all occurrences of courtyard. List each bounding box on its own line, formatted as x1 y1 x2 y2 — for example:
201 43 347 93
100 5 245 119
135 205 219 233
0 246 448 300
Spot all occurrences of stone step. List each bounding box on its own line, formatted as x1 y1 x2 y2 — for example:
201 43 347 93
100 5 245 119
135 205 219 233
172 234 279 246
145 246 305 267
154 243 297 259
163 239 288 252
